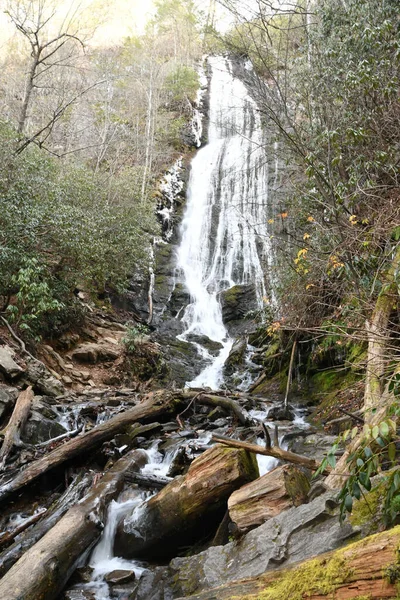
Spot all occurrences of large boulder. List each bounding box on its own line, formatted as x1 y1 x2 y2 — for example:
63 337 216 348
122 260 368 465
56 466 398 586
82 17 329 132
0 346 24 379
219 284 258 324
71 343 120 364
0 385 19 422
24 358 64 397
133 492 356 599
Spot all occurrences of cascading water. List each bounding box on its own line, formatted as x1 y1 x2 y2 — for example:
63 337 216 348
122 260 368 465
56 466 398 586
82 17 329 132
177 56 271 389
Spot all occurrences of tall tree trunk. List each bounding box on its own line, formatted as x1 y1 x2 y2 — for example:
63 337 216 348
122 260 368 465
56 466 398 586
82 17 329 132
364 245 400 422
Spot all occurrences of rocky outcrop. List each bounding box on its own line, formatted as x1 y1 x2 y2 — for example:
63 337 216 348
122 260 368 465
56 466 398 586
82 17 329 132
0 346 24 379
0 385 18 422
133 492 356 599
24 358 64 397
71 343 120 364
219 284 258 327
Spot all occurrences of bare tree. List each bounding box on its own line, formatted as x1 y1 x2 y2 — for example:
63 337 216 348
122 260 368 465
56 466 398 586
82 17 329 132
4 0 104 153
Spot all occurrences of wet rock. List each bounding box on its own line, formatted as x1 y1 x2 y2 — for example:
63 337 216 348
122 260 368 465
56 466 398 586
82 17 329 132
288 432 339 463
63 587 98 600
21 410 67 444
219 284 258 324
159 337 208 386
168 283 190 317
71 343 120 364
105 570 136 584
267 404 295 421
134 567 174 600
0 346 24 379
223 338 247 375
167 492 356 598
185 334 223 356
167 446 191 477
0 385 18 421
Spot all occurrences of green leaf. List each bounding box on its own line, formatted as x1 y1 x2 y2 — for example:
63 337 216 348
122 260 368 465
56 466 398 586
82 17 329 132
379 422 390 438
351 426 358 439
364 446 373 459
344 494 353 513
388 442 396 463
352 481 361 500
327 453 336 469
372 425 380 439
359 472 371 491
356 458 364 468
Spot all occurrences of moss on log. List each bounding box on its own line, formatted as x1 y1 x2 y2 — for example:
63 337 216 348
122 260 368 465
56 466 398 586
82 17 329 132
175 525 400 600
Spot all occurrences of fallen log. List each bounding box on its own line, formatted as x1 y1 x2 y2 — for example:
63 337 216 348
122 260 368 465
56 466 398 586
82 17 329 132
115 444 259 559
228 464 310 533
124 471 171 489
0 472 93 577
0 449 147 600
0 390 178 504
0 386 34 470
212 434 326 472
0 508 47 550
174 524 400 599
180 390 250 426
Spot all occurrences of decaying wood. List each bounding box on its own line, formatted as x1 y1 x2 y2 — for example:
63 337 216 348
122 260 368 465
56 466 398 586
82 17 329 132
0 449 148 600
0 391 178 504
115 444 259 559
176 524 400 599
0 472 93 578
0 386 34 470
228 464 310 533
212 434 325 472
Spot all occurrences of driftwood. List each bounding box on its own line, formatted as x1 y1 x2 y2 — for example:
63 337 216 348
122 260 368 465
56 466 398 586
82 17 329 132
212 434 325 472
0 391 178 504
228 464 310 533
178 525 400 599
0 472 93 578
0 449 147 600
115 444 259 559
0 386 34 470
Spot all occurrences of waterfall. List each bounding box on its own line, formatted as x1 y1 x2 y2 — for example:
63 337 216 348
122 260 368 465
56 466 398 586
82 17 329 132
177 56 271 389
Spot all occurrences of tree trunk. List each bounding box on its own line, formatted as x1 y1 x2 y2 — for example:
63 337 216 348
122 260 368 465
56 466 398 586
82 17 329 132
364 245 400 421
115 444 259 559
0 390 178 504
212 434 324 472
0 450 147 600
0 386 34 470
177 525 400 599
228 464 310 533
0 472 92 578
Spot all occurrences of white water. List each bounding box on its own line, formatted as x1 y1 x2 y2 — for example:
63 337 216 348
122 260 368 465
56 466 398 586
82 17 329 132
87 442 178 599
176 56 271 389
